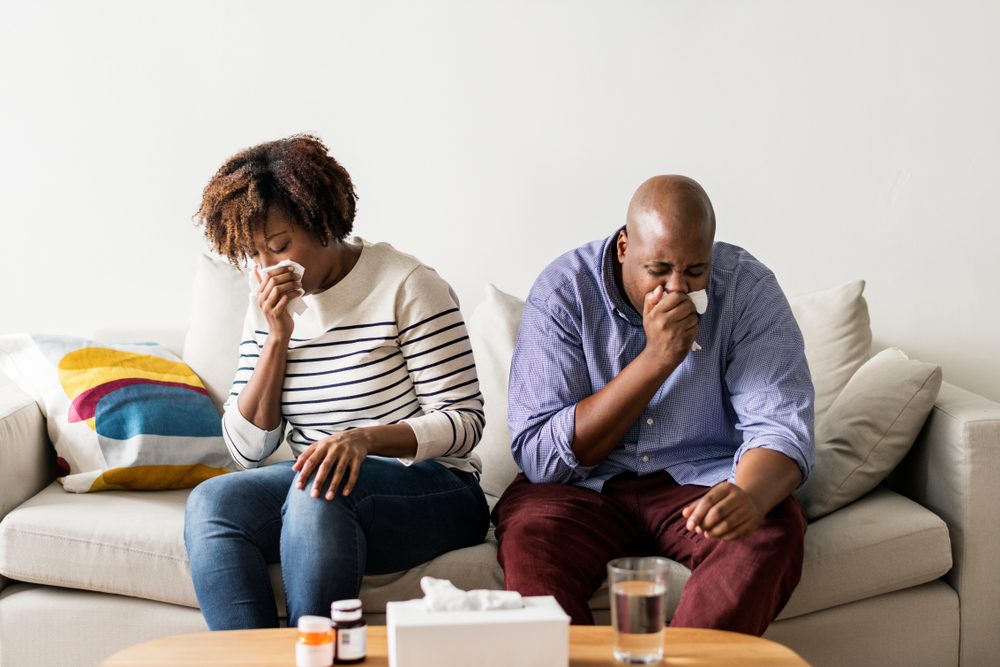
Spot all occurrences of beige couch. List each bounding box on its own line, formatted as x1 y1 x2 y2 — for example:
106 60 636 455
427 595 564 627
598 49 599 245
1 255 998 667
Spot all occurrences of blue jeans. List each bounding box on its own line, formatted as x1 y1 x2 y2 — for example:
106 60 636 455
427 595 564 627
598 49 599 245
184 458 489 629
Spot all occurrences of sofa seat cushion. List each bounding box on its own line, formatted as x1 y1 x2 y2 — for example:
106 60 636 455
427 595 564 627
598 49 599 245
0 484 950 621
0 482 503 612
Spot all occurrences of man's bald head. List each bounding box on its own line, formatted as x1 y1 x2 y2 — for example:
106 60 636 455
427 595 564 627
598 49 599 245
625 175 716 246
614 175 716 314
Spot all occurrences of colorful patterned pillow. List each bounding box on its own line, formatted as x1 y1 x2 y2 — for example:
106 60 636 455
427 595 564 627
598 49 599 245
0 334 233 492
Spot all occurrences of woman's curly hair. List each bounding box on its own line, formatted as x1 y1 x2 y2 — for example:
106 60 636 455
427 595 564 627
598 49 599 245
195 134 358 265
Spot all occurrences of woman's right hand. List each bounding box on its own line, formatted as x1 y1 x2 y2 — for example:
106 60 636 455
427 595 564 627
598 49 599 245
257 266 303 341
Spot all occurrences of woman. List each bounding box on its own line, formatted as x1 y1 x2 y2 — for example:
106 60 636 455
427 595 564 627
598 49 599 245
184 134 489 629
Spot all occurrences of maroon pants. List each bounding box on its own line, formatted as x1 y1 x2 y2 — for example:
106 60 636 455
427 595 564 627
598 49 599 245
492 472 807 635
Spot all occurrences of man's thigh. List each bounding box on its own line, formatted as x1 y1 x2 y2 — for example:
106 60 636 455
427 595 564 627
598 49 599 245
637 475 807 572
492 474 640 585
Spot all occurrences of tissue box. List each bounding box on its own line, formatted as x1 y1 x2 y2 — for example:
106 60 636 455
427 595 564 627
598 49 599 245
386 596 569 667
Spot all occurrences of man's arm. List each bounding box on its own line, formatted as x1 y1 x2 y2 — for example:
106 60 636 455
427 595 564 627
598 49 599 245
682 449 802 540
683 272 815 540
573 286 699 465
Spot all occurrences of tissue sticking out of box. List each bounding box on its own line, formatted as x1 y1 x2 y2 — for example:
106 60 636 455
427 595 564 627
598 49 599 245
247 259 307 316
420 577 524 612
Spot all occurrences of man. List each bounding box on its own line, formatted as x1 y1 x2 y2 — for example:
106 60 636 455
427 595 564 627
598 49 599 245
493 175 814 635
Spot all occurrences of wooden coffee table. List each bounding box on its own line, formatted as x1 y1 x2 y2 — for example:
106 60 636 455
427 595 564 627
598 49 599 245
102 626 807 666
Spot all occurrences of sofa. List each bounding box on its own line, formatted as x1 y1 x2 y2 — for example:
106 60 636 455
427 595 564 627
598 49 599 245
1 253 998 667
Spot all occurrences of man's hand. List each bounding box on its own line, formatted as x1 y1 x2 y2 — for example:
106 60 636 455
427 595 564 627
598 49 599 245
681 482 763 541
641 285 699 369
292 429 374 499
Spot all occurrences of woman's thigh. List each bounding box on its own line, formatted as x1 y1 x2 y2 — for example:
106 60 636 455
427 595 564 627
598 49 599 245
283 457 489 574
186 462 297 561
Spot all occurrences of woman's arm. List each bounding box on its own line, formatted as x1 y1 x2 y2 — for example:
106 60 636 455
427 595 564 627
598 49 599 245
221 267 302 468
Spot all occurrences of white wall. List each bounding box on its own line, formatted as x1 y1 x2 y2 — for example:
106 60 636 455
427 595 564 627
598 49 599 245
2 1 998 402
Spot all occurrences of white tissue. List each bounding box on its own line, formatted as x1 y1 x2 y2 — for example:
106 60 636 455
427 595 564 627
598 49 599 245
688 289 708 315
248 259 307 316
420 576 524 612
688 289 708 351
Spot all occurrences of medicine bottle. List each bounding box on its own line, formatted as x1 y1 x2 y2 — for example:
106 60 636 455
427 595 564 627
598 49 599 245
296 615 334 667
331 598 367 664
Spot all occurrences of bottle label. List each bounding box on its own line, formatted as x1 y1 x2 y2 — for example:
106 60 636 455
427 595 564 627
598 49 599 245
297 642 333 667
336 627 367 660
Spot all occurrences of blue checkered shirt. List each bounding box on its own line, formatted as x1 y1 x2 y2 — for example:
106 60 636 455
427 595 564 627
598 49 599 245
507 232 815 492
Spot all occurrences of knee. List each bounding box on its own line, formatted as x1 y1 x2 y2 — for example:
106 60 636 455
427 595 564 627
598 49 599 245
745 499 807 570
281 484 353 534
184 475 237 542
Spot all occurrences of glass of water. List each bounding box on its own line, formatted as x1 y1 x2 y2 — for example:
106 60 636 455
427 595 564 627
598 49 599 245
607 557 670 664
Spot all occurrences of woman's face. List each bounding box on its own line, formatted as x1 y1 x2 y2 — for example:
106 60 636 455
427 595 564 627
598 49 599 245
248 206 344 295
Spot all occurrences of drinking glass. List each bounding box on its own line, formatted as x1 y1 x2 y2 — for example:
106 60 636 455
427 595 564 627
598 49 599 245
607 556 670 664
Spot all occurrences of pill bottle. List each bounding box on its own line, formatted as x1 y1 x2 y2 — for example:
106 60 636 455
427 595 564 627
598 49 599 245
296 615 334 667
331 598 367 664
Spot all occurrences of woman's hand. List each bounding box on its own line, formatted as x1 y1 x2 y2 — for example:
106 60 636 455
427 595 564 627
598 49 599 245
257 266 302 342
291 429 375 499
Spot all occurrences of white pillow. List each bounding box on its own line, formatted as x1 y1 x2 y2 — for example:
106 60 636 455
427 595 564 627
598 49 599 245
789 280 872 423
467 284 526 500
182 252 248 411
796 348 942 520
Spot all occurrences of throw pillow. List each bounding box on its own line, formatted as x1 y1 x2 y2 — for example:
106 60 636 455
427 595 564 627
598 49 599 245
788 280 872 424
796 348 942 520
467 284 526 500
0 334 234 493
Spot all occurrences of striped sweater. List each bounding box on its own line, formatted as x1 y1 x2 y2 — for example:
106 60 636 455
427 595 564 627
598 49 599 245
222 238 484 474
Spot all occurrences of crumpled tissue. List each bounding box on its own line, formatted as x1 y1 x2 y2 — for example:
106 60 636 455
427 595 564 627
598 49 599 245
420 576 523 612
248 259 307 316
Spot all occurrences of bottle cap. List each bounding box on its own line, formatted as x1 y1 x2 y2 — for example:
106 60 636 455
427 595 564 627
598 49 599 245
331 598 363 622
297 615 332 634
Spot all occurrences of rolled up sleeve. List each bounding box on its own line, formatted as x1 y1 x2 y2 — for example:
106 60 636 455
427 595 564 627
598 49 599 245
724 273 815 485
507 293 598 484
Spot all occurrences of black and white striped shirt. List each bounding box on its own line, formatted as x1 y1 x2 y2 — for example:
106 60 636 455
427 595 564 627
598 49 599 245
222 239 484 474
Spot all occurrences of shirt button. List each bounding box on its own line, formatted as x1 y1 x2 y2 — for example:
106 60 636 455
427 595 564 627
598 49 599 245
646 418 654 425
642 455 649 463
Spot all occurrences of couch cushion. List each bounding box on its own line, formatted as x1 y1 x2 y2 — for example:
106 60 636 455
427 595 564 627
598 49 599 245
788 279 872 423
182 252 249 411
0 483 950 621
777 487 951 619
467 284 526 500
796 348 943 520
0 482 503 614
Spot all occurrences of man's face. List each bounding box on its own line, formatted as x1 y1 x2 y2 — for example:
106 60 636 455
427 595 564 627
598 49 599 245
616 209 713 314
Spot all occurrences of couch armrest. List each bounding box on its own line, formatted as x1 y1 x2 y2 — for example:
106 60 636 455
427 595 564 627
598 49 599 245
888 381 1000 666
0 382 56 593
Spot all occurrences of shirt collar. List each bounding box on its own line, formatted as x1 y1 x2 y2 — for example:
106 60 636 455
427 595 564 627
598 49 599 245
599 229 644 327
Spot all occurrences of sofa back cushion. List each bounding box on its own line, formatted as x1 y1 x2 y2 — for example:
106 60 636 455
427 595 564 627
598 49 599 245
788 280 872 424
796 348 942 519
467 285 526 500
182 253 249 411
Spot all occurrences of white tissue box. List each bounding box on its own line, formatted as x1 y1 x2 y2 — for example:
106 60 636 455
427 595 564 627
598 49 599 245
386 596 570 667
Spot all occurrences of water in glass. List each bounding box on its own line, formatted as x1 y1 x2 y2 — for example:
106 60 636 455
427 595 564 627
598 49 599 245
611 579 666 664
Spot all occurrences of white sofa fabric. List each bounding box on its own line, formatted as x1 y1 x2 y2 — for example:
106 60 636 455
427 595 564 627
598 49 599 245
1 255 998 667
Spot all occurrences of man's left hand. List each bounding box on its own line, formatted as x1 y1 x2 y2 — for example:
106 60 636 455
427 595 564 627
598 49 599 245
682 482 763 541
